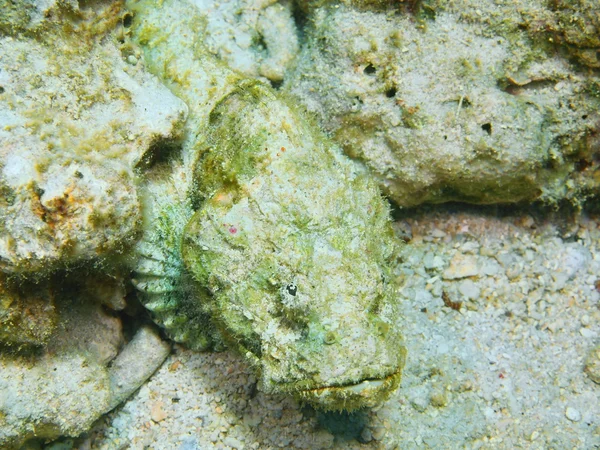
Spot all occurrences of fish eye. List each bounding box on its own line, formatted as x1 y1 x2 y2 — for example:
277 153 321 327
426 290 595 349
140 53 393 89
286 283 297 296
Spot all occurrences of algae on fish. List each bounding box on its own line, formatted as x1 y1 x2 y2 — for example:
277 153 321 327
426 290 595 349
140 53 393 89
128 0 407 410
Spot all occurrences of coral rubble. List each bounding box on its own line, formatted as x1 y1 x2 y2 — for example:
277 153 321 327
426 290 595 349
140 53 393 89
285 1 600 206
0 0 186 274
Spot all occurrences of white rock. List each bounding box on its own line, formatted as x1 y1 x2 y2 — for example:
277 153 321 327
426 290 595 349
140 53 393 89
0 16 186 274
443 255 479 279
565 407 581 422
459 279 481 300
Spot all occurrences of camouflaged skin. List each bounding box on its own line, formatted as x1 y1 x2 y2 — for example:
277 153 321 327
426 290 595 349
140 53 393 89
128 0 406 411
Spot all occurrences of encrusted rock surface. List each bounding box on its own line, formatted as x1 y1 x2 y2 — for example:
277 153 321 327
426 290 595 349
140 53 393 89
154 0 600 207
0 283 171 449
0 275 57 347
284 2 600 207
192 0 299 82
0 0 187 275
0 351 110 449
425 0 600 69
0 293 121 448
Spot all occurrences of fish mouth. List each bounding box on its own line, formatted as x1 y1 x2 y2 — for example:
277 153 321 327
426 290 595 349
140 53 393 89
296 370 403 411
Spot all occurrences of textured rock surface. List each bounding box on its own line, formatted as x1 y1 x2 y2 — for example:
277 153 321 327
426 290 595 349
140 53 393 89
191 0 299 82
0 0 187 274
425 0 600 69
285 2 600 207
155 0 600 208
0 275 57 347
0 288 171 449
0 296 121 449
0 0 79 34
0 351 110 450
108 325 172 411
0 3 177 446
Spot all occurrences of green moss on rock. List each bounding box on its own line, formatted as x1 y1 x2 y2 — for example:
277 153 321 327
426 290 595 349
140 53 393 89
0 275 57 347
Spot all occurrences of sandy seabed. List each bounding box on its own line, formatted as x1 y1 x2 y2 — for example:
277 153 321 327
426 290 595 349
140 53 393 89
70 206 600 450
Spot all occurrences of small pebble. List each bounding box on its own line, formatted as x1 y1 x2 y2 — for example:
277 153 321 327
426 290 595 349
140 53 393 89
371 426 386 441
480 258 501 276
584 344 600 384
443 255 479 279
565 407 581 422
169 360 182 372
223 436 243 449
581 315 591 327
580 327 595 338
431 228 446 238
409 393 429 412
430 391 448 408
506 266 521 280
151 402 167 423
360 427 373 443
529 430 539 441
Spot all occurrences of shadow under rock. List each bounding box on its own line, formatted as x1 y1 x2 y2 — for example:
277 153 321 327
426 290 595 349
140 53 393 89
310 408 370 444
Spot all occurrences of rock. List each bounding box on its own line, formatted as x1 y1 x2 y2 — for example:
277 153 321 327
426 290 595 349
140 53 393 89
0 0 187 275
0 290 169 449
430 390 448 408
0 287 121 448
565 406 582 422
458 279 480 300
407 387 430 412
480 258 502 276
0 0 78 34
443 255 479 280
359 427 373 443
0 275 57 347
0 351 110 449
51 297 124 366
223 436 244 449
423 252 445 270
393 220 413 242
584 344 600 384
107 326 171 410
82 275 128 311
580 328 596 339
284 2 600 207
150 401 167 423
195 0 299 82
559 244 591 280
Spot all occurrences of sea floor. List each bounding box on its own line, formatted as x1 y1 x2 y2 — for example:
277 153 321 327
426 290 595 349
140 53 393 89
60 205 600 449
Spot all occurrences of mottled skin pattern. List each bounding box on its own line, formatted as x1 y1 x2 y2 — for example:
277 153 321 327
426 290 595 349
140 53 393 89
128 0 406 410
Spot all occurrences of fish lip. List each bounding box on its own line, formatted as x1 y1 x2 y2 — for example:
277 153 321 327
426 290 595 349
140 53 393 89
293 370 403 410
298 369 402 394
